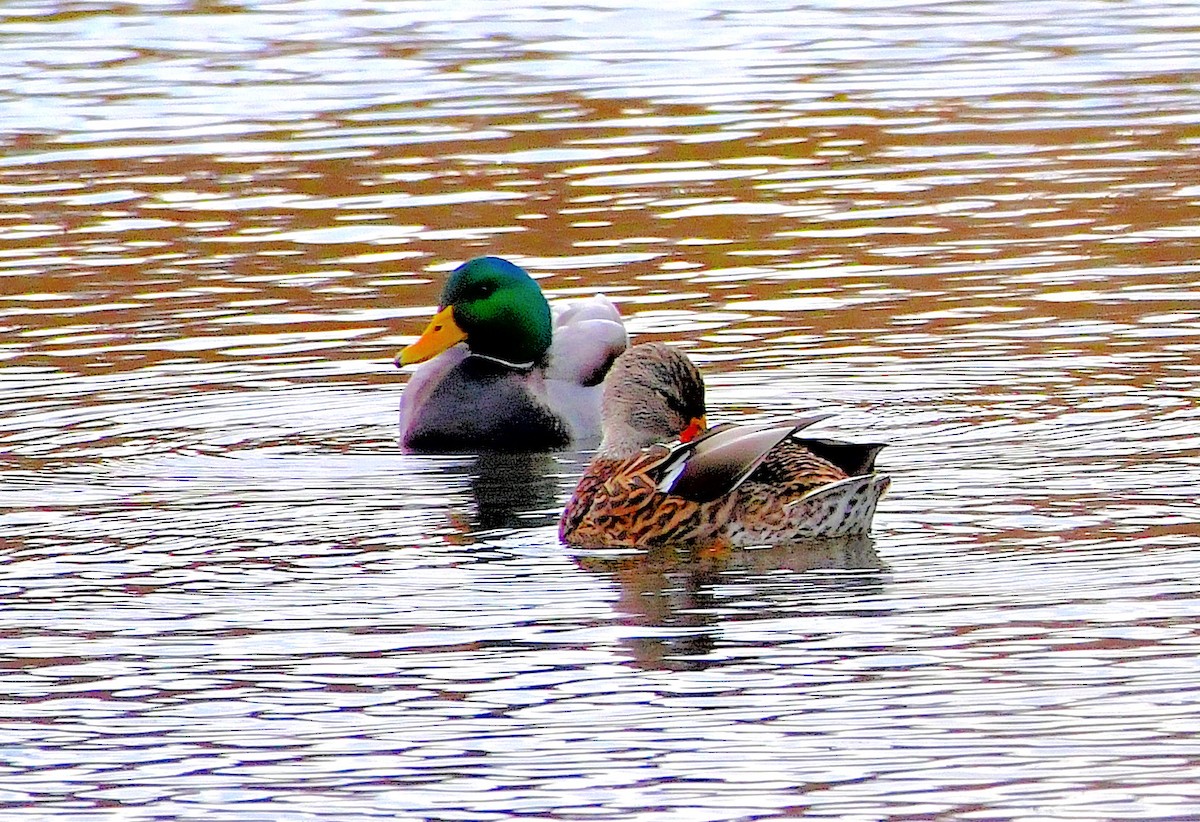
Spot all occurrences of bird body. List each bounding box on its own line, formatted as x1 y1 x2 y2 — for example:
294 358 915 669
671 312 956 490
559 343 889 548
396 257 627 452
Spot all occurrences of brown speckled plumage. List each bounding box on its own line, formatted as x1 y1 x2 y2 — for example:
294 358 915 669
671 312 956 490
559 343 890 548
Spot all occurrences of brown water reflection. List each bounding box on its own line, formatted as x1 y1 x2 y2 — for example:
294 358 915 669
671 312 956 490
3 0 1200 819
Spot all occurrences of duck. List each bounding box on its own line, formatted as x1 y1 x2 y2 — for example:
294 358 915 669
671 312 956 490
559 342 890 548
396 256 628 452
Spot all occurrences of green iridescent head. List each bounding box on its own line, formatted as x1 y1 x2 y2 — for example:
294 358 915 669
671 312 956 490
399 256 553 367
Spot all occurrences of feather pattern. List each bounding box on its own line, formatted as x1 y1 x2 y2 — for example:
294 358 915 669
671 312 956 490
559 343 890 548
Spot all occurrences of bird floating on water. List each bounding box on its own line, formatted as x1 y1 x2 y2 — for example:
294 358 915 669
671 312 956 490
396 256 628 452
559 342 890 548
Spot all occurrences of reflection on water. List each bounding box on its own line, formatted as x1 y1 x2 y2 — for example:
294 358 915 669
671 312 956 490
577 536 885 670
469 450 566 531
3 0 1200 818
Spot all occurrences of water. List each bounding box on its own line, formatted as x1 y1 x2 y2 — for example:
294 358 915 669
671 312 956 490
3 0 1200 819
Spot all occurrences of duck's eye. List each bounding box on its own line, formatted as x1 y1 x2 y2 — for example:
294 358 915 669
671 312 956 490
465 282 496 301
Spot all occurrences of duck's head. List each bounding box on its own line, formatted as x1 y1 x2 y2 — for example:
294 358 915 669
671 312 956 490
598 342 707 459
397 256 553 368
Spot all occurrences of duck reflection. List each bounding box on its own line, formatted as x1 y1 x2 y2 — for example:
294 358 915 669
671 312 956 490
415 448 592 540
461 448 594 531
575 536 886 670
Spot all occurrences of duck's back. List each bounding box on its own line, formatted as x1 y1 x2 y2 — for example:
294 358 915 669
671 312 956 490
729 439 888 543
539 294 628 443
544 295 627 387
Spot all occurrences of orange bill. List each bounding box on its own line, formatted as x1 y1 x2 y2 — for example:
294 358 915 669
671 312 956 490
396 306 466 366
679 415 707 443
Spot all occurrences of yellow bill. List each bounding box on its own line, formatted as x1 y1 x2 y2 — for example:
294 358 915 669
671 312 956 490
396 306 467 366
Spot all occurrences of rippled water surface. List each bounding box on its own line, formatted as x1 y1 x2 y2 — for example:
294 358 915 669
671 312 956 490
4 1 1200 819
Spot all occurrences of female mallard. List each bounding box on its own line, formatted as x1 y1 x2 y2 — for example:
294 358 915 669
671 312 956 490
396 256 628 451
559 342 890 548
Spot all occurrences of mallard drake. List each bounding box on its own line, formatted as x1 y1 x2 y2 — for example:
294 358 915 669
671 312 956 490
559 342 890 548
396 256 628 452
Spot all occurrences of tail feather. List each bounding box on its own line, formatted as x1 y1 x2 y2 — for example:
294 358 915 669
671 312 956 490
785 473 891 539
793 437 887 476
